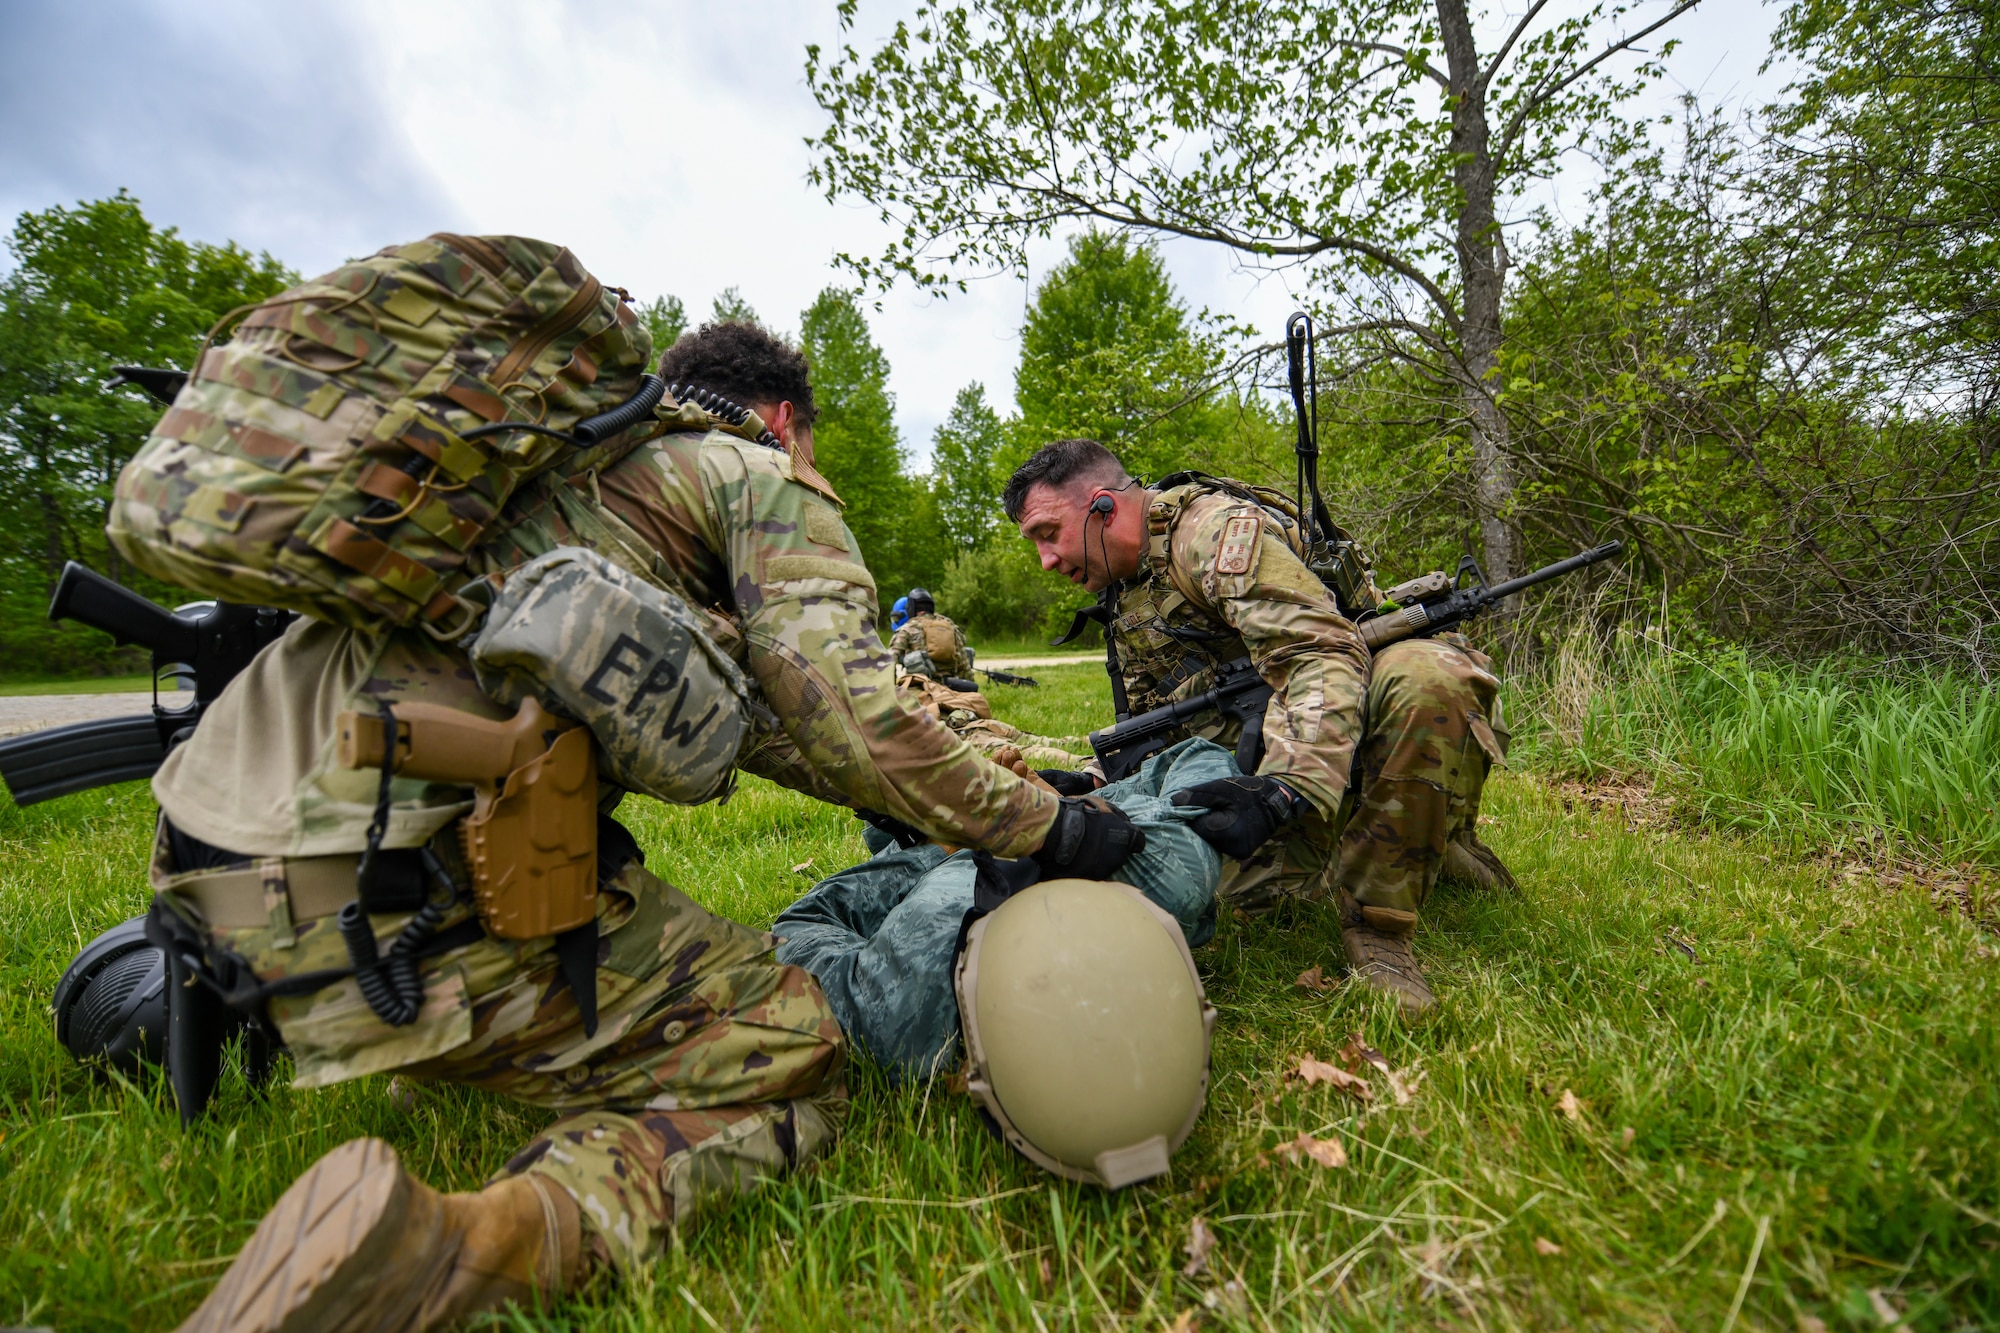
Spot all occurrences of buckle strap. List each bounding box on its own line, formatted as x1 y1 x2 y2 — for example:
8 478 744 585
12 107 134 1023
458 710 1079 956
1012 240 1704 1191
168 854 367 930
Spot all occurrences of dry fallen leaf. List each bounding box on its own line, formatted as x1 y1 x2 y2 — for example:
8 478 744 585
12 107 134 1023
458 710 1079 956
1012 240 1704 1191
1795 1315 1829 1333
1534 1237 1564 1256
1038 1255 1054 1288
1385 1066 1424 1106
1166 1311 1198 1333
1182 1217 1217 1277
790 859 816 875
1620 1126 1636 1148
1338 1031 1392 1074
1295 965 1333 993
1867 1289 1903 1326
1295 1055 1374 1101
1277 1131 1347 1169
1201 1280 1246 1315
1555 1088 1583 1120
385 1075 420 1113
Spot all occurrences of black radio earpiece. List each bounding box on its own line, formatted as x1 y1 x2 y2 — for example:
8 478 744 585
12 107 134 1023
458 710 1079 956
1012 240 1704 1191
1081 491 1118 585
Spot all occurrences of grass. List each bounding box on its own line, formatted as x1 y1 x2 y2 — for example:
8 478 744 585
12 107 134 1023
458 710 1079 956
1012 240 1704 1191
0 675 155 697
1511 632 2000 873
3 664 1998 1330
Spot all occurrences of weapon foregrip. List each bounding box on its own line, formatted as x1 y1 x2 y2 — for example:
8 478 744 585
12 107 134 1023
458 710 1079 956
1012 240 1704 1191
1359 603 1433 650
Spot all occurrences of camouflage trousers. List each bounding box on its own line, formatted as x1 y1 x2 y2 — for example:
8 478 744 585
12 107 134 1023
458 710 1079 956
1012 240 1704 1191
169 850 848 1274
1222 636 1508 916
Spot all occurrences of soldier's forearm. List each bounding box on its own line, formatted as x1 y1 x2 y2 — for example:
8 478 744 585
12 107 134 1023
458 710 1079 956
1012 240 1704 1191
746 603 1058 857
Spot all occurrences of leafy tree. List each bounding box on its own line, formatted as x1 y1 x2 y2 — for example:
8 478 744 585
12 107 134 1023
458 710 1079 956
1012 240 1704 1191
637 294 687 359
711 287 761 326
799 287 938 598
940 533 1081 639
929 382 1008 552
1012 232 1233 482
1766 0 1999 417
0 191 292 675
808 0 1701 585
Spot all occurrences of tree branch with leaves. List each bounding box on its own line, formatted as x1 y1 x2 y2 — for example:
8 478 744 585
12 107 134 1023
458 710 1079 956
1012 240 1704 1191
807 0 1701 585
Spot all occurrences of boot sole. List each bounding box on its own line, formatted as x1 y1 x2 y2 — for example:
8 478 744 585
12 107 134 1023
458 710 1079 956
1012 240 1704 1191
178 1137 434 1333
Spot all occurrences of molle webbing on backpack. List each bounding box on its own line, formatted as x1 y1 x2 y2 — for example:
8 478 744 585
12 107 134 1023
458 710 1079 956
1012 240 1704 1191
922 617 958 665
108 234 668 633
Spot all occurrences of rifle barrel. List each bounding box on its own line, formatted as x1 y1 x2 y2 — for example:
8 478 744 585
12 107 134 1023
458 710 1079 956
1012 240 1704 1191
1484 541 1622 603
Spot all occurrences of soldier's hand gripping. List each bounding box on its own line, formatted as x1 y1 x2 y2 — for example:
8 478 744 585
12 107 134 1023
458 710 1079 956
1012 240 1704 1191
1036 769 1101 798
1031 795 1146 880
1169 775 1306 860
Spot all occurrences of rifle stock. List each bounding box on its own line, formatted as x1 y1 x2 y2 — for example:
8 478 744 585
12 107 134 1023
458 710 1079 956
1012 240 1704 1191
1089 658 1274 783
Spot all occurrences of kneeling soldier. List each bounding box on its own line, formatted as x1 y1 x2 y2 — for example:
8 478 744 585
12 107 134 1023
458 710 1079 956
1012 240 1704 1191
1004 439 1514 1019
889 586 974 681
166 327 1141 1332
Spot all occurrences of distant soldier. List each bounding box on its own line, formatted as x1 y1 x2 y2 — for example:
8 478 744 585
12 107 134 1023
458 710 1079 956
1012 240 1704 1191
1004 439 1514 1019
890 593 912 630
889 587 974 680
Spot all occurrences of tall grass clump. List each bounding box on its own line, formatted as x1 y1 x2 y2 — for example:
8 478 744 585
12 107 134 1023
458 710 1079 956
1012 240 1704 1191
1509 626 2000 867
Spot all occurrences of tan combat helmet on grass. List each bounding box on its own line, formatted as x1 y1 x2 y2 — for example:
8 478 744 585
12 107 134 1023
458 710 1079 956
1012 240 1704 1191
954 879 1217 1189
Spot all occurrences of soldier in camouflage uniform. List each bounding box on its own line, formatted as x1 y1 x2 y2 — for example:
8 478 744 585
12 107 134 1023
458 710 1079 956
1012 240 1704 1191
895 672 1078 768
888 587 973 679
1004 440 1515 1020
166 327 1143 1333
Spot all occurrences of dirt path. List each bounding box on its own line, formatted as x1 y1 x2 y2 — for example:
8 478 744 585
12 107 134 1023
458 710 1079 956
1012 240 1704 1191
977 654 1101 669
0 691 159 739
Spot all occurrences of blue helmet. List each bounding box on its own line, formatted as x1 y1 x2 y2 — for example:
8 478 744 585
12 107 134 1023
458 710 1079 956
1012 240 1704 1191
891 595 910 629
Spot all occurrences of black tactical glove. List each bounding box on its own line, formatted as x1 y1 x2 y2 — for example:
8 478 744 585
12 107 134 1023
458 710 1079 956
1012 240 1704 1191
1031 796 1147 880
1169 775 1306 860
855 807 928 850
1036 768 1102 798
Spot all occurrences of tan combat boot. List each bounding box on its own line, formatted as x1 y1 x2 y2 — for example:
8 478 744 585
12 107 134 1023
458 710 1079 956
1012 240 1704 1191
177 1137 582 1333
1340 903 1436 1019
1439 829 1518 893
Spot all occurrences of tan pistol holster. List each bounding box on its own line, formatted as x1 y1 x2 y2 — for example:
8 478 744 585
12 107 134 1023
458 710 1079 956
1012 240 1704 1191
336 694 603 1035
336 696 598 942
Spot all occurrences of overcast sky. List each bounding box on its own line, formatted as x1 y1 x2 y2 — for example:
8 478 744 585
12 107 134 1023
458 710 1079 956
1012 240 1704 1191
1 0 1788 465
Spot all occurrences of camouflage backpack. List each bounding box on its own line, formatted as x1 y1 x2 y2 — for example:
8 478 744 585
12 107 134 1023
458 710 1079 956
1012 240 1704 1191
108 234 669 634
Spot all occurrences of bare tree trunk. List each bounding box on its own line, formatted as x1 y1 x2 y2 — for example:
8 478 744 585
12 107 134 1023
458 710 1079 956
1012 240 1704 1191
1437 0 1518 589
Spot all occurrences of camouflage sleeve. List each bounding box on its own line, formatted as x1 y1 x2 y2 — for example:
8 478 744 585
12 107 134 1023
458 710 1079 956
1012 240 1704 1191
737 727 860 807
952 622 970 674
888 622 919 658
698 442 1059 856
1171 496 1372 818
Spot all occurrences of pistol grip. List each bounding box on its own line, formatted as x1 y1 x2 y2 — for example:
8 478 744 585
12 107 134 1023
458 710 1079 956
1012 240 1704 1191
336 696 568 782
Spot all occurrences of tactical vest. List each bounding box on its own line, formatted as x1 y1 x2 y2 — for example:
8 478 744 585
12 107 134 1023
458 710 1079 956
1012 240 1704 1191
1109 473 1379 719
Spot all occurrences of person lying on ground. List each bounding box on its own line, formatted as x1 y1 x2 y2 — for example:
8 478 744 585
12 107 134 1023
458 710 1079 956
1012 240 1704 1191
774 737 1234 1080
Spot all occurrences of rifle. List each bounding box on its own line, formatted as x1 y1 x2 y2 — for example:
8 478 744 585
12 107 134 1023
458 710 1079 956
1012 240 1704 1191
976 666 1039 688
1087 540 1623 783
0 563 292 805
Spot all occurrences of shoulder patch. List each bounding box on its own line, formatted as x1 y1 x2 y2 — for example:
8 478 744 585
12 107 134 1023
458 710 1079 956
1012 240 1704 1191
803 498 849 551
1216 513 1261 575
787 439 844 507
